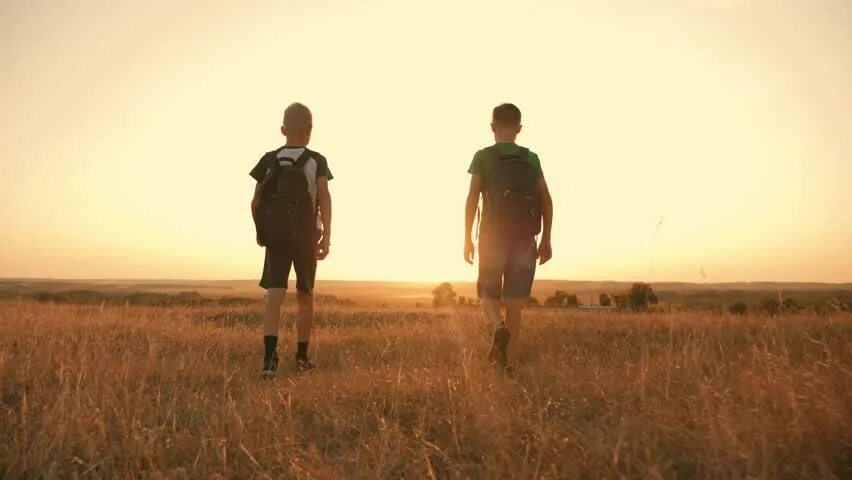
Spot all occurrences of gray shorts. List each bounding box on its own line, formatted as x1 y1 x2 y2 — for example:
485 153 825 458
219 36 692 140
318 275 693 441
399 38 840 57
477 234 537 300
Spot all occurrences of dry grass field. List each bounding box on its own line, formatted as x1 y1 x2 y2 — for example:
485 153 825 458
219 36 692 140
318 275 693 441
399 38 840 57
1 300 850 479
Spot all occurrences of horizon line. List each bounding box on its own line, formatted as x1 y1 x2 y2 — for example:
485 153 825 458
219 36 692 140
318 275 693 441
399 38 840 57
2 276 850 286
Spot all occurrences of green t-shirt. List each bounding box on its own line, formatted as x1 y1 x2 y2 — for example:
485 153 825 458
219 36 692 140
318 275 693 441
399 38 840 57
467 143 544 186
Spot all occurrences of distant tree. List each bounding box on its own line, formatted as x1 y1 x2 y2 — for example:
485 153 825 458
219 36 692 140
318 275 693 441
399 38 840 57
613 294 627 310
599 293 612 307
624 283 658 311
457 296 467 306
544 290 564 307
527 296 541 307
728 302 748 315
432 282 457 307
544 290 580 308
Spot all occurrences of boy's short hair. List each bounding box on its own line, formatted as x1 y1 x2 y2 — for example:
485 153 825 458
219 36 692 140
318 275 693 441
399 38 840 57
282 102 312 132
492 103 522 127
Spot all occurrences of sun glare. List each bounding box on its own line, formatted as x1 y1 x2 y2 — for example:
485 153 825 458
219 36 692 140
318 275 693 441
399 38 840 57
0 1 849 282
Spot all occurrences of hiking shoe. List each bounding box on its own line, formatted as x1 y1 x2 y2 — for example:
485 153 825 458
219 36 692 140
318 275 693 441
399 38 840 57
261 353 279 379
490 323 510 369
296 357 315 373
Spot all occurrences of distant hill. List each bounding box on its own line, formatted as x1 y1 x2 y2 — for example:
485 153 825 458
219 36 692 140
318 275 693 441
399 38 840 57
1 278 850 307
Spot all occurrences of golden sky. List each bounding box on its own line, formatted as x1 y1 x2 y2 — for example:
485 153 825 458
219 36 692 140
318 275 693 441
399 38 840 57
1 0 850 283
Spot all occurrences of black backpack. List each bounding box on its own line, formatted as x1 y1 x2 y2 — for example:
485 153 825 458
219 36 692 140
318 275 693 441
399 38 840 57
481 146 541 238
253 148 316 246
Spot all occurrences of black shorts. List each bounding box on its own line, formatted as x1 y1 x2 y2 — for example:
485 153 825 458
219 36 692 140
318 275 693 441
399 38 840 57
259 234 317 293
477 234 537 300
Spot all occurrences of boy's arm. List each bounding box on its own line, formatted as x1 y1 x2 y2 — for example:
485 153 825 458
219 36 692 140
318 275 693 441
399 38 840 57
251 182 263 246
464 174 483 264
251 182 262 218
316 176 332 260
249 153 270 219
538 178 553 265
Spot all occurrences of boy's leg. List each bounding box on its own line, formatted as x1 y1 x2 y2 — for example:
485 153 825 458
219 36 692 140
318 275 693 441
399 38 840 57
263 288 287 337
478 236 510 367
261 288 286 376
259 246 293 377
296 291 313 351
263 288 287 336
478 235 506 326
480 296 503 328
504 298 524 361
502 236 538 364
292 234 318 370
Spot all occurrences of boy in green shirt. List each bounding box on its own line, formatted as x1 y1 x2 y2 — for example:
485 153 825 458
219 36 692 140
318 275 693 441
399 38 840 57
464 103 554 370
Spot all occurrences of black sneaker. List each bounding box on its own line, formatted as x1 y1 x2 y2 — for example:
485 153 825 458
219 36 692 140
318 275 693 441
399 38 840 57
295 357 315 373
490 323 510 370
261 353 279 379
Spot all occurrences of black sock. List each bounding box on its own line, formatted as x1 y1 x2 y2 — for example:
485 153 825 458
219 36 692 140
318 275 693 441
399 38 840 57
264 335 278 360
296 341 309 360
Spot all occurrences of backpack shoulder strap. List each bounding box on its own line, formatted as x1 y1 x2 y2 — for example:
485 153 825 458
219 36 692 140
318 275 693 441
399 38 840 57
262 149 280 167
270 147 313 172
518 147 530 161
257 151 281 195
292 148 313 169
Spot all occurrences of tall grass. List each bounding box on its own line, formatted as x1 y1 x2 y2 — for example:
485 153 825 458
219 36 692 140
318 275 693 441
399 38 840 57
1 300 849 478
